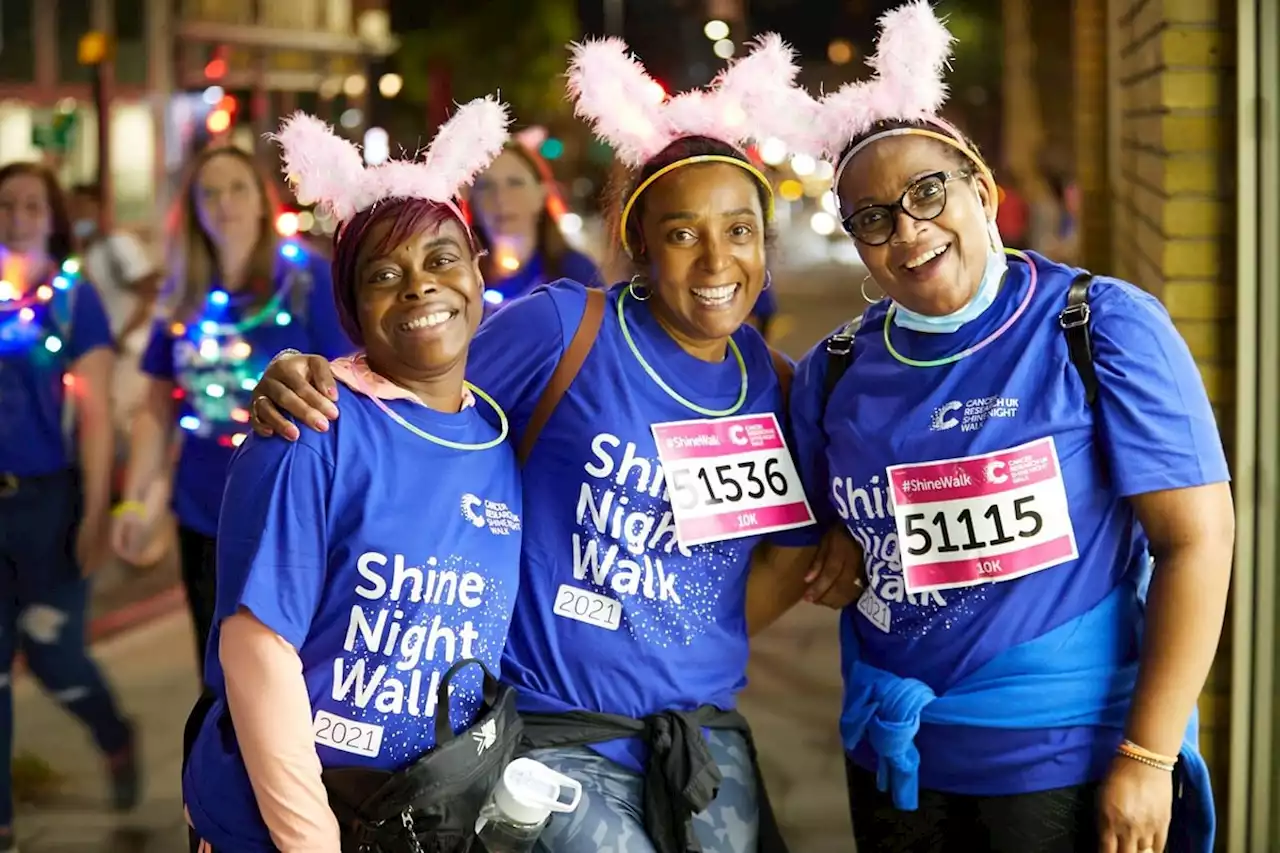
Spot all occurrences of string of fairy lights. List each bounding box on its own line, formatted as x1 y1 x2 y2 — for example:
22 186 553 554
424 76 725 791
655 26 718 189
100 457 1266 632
0 257 82 362
0 242 309 453
171 241 306 448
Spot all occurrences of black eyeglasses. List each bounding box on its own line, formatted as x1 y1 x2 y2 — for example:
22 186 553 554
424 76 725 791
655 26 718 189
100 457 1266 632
841 169 972 246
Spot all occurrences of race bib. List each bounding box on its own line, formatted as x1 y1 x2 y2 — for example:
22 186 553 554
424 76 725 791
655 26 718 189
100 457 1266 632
886 436 1078 593
651 413 814 547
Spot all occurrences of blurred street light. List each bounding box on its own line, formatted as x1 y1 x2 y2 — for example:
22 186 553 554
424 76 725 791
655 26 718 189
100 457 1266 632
790 154 816 177
378 73 403 98
828 39 855 65
704 20 730 41
344 75 367 97
810 211 837 236
363 127 390 166
713 39 735 59
759 138 787 166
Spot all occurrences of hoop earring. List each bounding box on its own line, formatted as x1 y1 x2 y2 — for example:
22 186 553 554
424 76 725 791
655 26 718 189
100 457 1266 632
628 274 653 302
762 271 773 291
860 275 881 305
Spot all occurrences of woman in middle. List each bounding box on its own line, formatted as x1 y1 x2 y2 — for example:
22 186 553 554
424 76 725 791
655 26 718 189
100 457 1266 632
248 37 864 853
183 98 526 853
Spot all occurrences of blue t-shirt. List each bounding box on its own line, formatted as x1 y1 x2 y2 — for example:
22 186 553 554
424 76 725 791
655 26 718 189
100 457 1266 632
140 244 353 535
481 249 600 316
789 252 1229 796
183 383 522 851
0 267 114 476
469 279 821 771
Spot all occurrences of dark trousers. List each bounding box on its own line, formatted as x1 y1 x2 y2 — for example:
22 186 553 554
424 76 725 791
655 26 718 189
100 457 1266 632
176 525 217 680
846 760 1100 853
0 470 131 827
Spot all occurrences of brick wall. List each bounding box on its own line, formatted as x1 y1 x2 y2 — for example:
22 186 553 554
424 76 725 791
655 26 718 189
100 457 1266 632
1090 0 1235 808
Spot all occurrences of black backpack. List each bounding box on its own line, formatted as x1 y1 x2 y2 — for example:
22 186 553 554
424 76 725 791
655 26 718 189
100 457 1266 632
820 271 1098 417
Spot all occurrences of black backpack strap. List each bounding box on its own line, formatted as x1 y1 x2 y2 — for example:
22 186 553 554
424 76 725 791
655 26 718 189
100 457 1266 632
1059 271 1099 406
822 317 862 414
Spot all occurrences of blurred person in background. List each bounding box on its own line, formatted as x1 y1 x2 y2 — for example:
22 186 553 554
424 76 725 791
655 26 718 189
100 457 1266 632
113 145 353 683
0 163 139 850
468 141 601 314
68 184 162 352
790 4 1225 851
68 184 163 494
247 36 864 853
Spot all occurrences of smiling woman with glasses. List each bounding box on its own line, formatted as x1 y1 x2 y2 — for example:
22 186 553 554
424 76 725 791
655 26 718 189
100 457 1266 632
784 2 1231 852
841 169 971 247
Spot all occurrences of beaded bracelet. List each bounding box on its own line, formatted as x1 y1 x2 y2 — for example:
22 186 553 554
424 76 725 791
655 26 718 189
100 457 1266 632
1117 739 1177 772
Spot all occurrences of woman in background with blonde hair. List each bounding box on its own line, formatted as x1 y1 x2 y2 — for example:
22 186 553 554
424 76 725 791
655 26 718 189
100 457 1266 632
113 144 352 676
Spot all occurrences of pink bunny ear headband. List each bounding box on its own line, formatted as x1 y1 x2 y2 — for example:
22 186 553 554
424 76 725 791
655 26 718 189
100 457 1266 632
273 96 512 228
811 0 995 195
567 33 815 256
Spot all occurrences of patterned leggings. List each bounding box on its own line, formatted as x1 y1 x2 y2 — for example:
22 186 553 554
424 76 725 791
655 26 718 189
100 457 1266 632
528 729 760 853
846 761 1100 853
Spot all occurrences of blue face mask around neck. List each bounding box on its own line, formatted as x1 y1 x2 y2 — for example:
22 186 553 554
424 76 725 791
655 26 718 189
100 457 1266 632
892 220 1008 334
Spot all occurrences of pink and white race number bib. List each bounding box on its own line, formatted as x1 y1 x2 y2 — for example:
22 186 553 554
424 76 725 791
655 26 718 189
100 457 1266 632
652 413 814 548
886 436 1078 593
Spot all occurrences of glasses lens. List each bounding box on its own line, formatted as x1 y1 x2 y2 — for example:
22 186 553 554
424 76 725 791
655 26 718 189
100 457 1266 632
849 207 893 245
903 176 948 221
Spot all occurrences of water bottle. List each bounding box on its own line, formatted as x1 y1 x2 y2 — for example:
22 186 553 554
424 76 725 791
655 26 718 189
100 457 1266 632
475 757 583 853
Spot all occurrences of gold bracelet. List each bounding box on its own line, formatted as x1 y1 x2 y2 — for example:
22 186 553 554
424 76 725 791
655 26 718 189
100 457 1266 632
1117 744 1176 773
112 500 145 518
1120 739 1179 766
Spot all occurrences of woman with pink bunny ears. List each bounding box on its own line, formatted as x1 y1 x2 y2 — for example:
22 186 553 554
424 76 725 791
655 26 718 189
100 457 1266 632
787 2 1226 851
183 97 527 853
249 34 865 853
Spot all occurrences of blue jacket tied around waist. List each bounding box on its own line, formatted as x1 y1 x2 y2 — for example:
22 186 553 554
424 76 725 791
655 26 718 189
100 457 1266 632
840 583 1215 852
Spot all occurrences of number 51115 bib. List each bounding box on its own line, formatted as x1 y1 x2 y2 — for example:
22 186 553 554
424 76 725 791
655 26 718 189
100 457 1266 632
886 436 1078 594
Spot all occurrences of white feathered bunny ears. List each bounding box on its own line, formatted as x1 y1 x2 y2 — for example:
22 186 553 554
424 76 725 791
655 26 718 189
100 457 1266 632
566 33 814 170
273 96 512 224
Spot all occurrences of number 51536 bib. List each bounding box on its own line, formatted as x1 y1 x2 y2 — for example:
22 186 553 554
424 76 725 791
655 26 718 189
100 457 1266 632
651 413 814 548
886 436 1078 594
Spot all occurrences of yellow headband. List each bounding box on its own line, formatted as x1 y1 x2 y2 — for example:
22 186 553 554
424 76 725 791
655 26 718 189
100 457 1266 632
618 155 776 258
834 127 997 200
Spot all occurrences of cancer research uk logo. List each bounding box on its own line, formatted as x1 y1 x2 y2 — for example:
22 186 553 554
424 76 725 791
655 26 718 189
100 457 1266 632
930 396 1021 432
460 494 521 535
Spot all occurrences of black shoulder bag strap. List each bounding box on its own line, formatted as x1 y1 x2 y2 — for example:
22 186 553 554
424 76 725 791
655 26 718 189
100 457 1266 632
821 316 863 420
1059 271 1099 406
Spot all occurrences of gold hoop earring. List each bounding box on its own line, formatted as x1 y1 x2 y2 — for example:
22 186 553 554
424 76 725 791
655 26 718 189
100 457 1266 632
628 274 652 302
860 275 882 305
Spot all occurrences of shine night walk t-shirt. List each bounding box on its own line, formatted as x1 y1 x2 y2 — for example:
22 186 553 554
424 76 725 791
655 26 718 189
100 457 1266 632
183 384 522 852
789 252 1229 796
469 279 820 771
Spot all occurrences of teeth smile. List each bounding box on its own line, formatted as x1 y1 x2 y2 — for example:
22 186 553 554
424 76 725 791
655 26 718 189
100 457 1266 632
905 244 949 269
692 284 739 304
400 310 454 331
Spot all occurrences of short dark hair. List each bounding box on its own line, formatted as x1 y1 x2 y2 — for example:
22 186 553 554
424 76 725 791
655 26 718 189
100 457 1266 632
607 135 773 269
0 162 75 264
330 198 480 347
838 118 988 176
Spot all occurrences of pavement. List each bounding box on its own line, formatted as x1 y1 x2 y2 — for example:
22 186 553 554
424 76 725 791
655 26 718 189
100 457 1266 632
7 262 865 852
